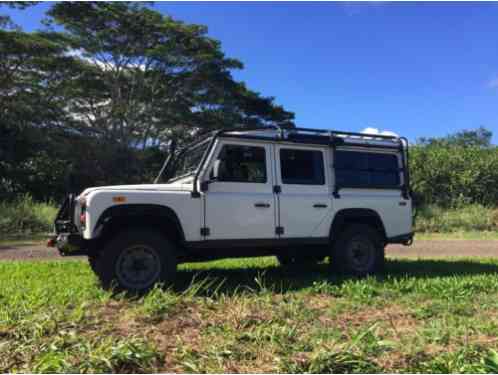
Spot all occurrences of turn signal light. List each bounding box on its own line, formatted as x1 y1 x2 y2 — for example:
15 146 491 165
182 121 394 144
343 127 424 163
113 196 127 203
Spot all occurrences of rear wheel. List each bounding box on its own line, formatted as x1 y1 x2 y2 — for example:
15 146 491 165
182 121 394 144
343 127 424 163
94 230 177 292
330 224 384 276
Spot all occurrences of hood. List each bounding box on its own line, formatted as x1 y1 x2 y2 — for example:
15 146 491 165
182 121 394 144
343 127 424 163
78 181 193 199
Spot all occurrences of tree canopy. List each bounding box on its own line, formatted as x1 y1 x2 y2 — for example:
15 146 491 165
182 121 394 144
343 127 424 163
0 2 295 200
417 126 493 148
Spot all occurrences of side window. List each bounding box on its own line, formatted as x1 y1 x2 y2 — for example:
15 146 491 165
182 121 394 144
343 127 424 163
214 144 267 183
280 149 325 185
335 151 400 188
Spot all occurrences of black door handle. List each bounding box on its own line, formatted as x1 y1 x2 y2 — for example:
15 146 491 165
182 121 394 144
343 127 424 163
254 202 271 208
313 203 328 208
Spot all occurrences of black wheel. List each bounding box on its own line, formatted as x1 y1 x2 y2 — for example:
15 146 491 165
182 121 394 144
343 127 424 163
93 230 177 292
330 224 384 276
88 255 99 273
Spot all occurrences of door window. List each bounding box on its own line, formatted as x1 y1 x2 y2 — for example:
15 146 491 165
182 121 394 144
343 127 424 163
213 145 267 183
280 149 325 185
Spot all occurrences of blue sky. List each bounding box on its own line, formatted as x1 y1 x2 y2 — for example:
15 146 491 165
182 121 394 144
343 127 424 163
4 2 498 144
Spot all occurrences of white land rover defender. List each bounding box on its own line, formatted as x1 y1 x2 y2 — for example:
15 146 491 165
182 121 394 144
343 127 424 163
49 127 414 291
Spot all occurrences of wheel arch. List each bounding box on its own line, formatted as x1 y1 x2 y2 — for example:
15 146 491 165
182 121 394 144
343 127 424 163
92 204 186 251
329 208 387 243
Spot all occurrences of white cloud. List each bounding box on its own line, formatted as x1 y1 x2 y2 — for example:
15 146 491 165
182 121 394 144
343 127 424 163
361 127 399 137
488 77 498 89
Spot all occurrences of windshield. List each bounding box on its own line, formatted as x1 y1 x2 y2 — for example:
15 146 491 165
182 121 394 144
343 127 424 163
167 139 211 182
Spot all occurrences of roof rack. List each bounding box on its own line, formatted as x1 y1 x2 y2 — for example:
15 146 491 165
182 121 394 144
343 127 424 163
218 125 402 149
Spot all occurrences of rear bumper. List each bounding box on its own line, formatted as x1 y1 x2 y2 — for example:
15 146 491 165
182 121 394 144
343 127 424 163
387 232 414 246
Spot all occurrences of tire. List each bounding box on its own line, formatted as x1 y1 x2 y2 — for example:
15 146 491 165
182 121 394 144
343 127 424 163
93 230 177 292
88 255 99 273
330 224 384 276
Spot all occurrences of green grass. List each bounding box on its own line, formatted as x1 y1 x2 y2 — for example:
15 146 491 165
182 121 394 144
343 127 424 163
415 204 498 233
3 257 498 372
416 231 498 240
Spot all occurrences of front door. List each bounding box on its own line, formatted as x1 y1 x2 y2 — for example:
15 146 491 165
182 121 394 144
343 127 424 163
203 141 276 240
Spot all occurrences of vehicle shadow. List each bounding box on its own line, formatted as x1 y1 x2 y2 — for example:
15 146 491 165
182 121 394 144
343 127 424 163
172 258 498 295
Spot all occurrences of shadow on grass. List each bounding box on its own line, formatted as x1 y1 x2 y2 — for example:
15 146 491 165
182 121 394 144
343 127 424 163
172 258 498 295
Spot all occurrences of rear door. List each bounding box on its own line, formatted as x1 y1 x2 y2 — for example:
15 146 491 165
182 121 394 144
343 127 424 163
274 145 332 238
203 140 277 240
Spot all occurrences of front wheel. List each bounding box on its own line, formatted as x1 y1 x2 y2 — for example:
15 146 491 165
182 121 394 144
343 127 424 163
330 224 384 276
94 230 177 292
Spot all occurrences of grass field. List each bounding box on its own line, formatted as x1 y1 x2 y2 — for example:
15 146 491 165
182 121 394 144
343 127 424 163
3 257 498 373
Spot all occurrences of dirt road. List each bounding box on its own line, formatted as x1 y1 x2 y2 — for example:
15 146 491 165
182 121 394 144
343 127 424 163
1 240 497 261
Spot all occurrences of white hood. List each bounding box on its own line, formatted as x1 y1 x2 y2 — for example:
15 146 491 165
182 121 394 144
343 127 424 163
78 181 193 199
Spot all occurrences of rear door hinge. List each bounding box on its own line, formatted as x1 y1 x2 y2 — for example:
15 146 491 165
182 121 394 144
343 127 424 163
276 226 284 235
200 227 210 236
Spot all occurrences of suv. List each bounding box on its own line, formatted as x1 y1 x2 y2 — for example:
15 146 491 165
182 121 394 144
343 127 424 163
49 127 413 291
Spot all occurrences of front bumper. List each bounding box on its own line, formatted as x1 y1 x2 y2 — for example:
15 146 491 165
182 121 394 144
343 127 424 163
47 194 88 256
48 233 88 256
387 232 414 246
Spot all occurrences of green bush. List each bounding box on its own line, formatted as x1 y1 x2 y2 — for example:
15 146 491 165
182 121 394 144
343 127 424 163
415 204 497 233
410 145 498 207
0 195 57 236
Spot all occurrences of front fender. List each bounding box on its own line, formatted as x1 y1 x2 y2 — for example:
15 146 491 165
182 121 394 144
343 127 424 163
83 189 202 242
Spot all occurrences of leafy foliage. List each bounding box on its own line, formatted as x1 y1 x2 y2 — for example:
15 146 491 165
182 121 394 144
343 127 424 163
1 2 294 201
410 135 498 207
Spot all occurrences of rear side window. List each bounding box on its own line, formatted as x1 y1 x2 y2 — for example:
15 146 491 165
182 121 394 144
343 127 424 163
214 145 267 183
280 149 325 185
335 151 400 188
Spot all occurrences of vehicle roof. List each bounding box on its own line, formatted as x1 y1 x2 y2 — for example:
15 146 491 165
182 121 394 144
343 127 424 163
219 127 406 150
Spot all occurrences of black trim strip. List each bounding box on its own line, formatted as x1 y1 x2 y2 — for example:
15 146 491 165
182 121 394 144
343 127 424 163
185 237 329 249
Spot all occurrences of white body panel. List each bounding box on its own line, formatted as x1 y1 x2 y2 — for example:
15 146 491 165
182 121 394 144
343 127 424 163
274 144 333 238
81 184 202 241
77 130 412 245
203 140 277 240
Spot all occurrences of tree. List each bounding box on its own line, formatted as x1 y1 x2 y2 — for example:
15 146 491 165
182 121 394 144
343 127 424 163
1 2 295 200
417 126 493 148
46 2 294 149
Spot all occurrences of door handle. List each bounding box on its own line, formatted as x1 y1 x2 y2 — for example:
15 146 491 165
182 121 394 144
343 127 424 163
313 203 328 208
254 202 271 208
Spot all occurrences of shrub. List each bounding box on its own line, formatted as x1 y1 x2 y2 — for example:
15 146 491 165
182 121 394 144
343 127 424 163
410 145 498 207
0 194 57 236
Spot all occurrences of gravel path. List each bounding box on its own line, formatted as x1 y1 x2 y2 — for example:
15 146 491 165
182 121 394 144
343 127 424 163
0 240 498 261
